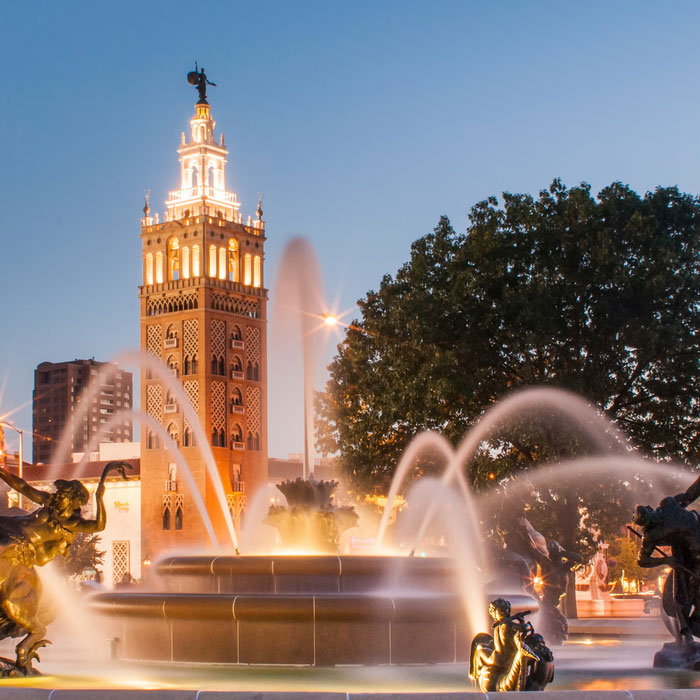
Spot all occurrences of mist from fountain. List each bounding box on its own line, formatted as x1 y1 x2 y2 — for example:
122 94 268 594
377 387 631 555
400 477 489 633
46 350 240 550
272 236 327 478
73 407 218 545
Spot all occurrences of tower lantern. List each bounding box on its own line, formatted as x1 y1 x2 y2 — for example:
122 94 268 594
139 70 269 557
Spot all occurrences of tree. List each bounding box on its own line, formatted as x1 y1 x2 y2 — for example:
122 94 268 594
54 533 105 579
317 179 700 555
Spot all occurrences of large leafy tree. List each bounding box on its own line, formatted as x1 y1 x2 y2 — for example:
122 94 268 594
317 180 700 554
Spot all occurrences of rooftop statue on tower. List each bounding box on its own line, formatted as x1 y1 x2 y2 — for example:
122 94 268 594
187 64 216 104
0 452 130 676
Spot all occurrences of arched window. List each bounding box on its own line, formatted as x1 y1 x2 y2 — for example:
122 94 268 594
219 428 225 447
182 246 190 279
145 254 154 285
162 503 171 530
168 464 177 484
246 361 253 380
155 252 164 284
167 422 178 445
218 355 225 375
175 502 183 530
230 325 242 341
168 237 180 280
231 388 242 406
243 253 252 285
246 431 254 450
253 362 260 381
253 255 261 288
166 324 177 339
184 355 191 375
192 245 201 276
167 355 178 376
211 429 218 446
218 247 227 280
208 244 217 277
232 355 243 374
228 239 239 282
191 354 198 373
183 425 195 447
146 430 160 449
231 423 243 445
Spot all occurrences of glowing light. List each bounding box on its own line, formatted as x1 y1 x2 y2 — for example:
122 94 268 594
323 313 338 327
488 472 496 480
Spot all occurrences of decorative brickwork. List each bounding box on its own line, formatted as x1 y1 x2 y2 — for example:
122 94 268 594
183 380 199 414
112 541 130 586
246 326 261 365
146 384 163 418
147 293 198 316
211 320 226 357
147 325 162 357
211 293 260 318
211 380 226 430
246 386 261 436
183 319 198 356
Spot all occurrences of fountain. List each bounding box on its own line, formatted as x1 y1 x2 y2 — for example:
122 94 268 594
264 476 359 551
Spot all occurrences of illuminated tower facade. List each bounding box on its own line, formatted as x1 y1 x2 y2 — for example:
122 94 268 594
139 92 268 557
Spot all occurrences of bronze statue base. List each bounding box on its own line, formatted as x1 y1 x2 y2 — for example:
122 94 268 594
654 640 700 670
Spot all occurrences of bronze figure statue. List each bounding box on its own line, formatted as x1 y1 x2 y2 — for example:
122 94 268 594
469 598 554 692
187 64 216 104
634 473 700 668
0 460 130 676
495 506 582 644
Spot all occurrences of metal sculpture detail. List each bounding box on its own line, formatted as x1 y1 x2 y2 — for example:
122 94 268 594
0 461 130 676
265 476 358 552
495 508 582 644
469 598 554 692
187 64 216 104
634 474 700 669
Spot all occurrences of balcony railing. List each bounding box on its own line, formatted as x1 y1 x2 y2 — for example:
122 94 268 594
231 339 244 349
165 480 177 492
231 370 244 380
164 337 178 349
231 481 245 493
167 185 239 206
231 441 244 451
230 404 245 414
164 403 178 414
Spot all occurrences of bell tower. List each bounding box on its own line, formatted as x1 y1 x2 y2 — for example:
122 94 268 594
139 71 268 557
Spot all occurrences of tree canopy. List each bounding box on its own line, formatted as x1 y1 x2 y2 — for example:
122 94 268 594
317 180 700 536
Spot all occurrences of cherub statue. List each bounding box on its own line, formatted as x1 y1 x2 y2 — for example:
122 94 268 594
0 460 130 675
469 598 554 692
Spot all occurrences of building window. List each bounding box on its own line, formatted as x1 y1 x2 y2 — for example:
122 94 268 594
112 541 130 587
228 239 239 282
168 237 180 281
162 495 171 530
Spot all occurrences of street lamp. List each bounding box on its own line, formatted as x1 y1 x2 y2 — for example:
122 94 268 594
0 421 25 508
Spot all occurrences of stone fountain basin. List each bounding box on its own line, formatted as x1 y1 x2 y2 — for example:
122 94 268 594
152 554 462 594
88 555 536 666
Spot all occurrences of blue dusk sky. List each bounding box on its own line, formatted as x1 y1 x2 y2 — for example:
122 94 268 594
1 1 700 460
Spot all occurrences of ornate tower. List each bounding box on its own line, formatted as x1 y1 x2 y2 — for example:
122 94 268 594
139 79 268 557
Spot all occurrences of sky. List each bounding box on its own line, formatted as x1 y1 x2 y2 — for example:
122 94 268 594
2 1 700 461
